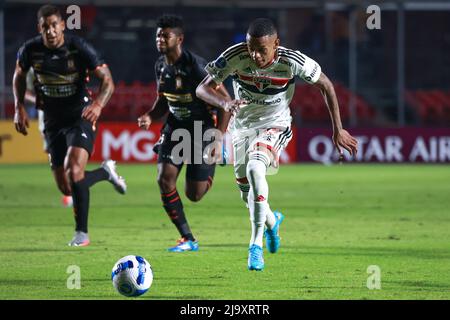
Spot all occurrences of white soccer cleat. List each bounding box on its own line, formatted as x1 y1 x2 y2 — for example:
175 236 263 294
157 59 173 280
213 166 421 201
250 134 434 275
101 160 127 195
68 231 90 247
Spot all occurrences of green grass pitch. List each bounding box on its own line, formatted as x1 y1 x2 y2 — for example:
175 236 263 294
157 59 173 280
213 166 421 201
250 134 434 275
0 163 449 300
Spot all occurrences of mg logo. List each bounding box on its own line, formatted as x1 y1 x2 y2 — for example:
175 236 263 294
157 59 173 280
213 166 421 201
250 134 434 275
102 130 156 161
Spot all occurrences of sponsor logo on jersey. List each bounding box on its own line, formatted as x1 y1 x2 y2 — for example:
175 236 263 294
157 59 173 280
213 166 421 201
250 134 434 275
163 92 193 103
239 89 282 105
310 63 319 79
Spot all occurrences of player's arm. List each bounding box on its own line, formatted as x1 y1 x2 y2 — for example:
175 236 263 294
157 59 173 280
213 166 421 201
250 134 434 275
13 61 30 135
24 90 36 105
196 76 246 115
213 84 232 134
82 65 115 124
137 95 169 130
313 72 358 156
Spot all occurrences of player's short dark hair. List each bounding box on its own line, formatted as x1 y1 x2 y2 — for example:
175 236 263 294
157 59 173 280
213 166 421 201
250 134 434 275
247 18 277 38
37 4 62 22
156 15 184 34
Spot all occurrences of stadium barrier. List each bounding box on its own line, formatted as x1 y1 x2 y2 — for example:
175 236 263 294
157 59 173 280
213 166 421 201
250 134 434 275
298 128 450 163
0 120 48 164
2 121 449 164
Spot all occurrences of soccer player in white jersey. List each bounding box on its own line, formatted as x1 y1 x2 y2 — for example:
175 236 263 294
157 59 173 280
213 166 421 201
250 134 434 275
196 18 358 271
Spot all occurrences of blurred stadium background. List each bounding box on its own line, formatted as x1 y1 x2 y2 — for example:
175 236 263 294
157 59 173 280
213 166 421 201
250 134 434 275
1 0 449 165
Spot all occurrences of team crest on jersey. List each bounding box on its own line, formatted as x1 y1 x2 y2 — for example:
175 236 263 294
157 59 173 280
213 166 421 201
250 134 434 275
67 59 75 71
253 77 271 91
176 75 183 90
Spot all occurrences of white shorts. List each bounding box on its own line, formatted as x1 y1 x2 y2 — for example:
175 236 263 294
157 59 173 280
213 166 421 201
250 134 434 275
232 127 293 179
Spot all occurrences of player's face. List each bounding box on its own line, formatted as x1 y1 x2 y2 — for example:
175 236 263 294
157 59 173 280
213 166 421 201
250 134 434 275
156 27 182 54
246 33 279 68
38 15 65 49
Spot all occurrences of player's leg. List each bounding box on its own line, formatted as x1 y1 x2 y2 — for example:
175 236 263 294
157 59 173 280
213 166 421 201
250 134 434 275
47 130 72 195
157 162 198 252
246 128 291 270
185 179 212 202
65 120 126 246
65 146 90 240
43 114 73 207
185 126 215 201
252 128 291 254
156 123 199 252
52 166 72 196
233 136 250 206
233 133 272 244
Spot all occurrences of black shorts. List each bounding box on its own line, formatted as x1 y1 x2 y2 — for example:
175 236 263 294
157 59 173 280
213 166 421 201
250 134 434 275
156 122 216 182
44 119 96 169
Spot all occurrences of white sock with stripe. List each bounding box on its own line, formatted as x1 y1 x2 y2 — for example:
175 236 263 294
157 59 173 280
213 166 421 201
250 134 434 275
247 158 275 247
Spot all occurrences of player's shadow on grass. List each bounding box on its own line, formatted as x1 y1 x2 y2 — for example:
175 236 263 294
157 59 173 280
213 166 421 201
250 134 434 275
289 245 450 260
0 247 105 253
388 280 450 290
200 243 247 248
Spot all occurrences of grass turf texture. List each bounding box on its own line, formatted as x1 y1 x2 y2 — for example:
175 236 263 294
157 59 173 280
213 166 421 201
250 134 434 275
0 164 449 300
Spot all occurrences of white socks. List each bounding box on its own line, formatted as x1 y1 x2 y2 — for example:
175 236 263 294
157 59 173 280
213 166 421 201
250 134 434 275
246 159 276 248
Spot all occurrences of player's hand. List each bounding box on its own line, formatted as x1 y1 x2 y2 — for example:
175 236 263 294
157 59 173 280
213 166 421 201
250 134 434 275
82 101 103 124
137 114 152 130
333 129 358 157
222 99 248 115
14 105 30 136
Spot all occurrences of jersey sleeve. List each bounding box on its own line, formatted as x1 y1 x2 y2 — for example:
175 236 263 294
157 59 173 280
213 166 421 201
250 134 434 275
76 37 105 71
192 56 208 84
17 43 31 72
204 43 245 84
294 51 321 84
154 60 164 94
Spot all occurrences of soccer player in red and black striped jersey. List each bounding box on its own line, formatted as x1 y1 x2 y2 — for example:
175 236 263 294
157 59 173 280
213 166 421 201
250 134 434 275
138 15 231 252
13 5 126 247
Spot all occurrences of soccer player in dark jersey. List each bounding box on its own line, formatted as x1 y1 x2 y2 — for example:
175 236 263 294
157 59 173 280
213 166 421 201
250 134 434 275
13 5 127 247
138 15 231 252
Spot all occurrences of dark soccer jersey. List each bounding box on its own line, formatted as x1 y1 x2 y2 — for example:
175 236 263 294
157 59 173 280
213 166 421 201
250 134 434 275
17 34 104 129
155 49 213 127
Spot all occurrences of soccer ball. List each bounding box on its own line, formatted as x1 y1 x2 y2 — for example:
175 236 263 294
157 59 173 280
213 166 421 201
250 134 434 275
111 255 153 297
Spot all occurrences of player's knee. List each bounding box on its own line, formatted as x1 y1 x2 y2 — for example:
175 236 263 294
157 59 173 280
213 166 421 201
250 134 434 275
66 163 84 183
236 177 249 204
246 158 267 182
157 174 176 193
185 189 205 202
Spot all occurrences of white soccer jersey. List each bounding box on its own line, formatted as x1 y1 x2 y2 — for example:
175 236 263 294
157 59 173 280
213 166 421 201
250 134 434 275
205 42 321 134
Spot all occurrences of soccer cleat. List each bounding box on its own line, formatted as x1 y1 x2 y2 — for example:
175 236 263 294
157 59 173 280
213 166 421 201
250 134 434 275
167 238 199 252
101 160 127 194
264 211 284 253
68 231 90 247
61 195 73 208
248 244 264 271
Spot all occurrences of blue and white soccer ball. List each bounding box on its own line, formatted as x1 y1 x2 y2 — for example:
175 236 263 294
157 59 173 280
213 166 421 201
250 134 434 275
111 255 153 297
